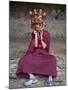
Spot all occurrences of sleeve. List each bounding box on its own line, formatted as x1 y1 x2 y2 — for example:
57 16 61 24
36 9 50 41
43 31 50 53
26 32 35 54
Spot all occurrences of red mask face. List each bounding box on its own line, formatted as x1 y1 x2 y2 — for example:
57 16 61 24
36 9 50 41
31 15 44 31
29 9 46 31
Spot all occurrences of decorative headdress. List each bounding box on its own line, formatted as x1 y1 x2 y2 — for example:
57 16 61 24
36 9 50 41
29 9 46 28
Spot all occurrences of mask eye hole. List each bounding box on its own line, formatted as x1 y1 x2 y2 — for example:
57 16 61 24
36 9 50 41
39 23 42 26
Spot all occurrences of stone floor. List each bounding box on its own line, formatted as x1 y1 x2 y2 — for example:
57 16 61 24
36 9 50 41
9 37 66 89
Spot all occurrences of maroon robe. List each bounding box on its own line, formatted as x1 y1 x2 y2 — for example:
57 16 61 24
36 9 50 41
16 30 57 78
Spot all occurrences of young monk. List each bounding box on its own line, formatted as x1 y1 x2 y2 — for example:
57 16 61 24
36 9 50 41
16 9 57 86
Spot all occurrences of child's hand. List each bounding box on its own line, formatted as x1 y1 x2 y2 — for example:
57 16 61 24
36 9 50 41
33 30 37 35
40 31 43 40
40 32 47 49
41 40 47 49
33 30 38 47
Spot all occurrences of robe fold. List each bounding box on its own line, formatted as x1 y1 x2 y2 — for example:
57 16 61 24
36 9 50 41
16 30 57 78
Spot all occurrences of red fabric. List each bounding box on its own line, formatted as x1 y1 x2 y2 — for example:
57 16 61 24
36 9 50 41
16 30 57 78
38 43 42 48
38 40 42 48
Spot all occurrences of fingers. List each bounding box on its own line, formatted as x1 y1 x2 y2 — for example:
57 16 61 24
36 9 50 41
33 30 37 34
